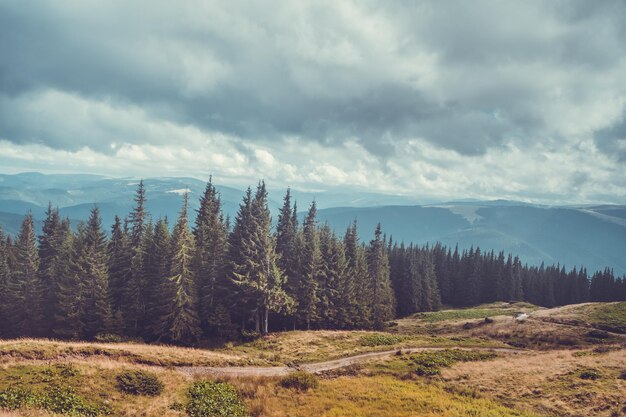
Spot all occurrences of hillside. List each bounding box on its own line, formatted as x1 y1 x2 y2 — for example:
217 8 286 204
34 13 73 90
0 302 624 416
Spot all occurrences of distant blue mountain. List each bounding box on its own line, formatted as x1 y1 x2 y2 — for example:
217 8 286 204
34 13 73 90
0 173 624 275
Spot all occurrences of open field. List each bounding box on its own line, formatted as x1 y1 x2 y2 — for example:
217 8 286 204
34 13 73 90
0 302 624 416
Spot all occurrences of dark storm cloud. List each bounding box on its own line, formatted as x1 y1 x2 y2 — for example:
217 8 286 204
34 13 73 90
1 0 624 157
0 0 625 204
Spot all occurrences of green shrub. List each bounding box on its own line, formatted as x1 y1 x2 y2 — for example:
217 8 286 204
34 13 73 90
93 333 125 343
411 349 496 377
0 387 32 410
186 381 248 417
0 385 110 416
415 364 441 376
359 333 404 346
116 370 164 396
40 385 111 416
579 369 602 380
278 371 319 391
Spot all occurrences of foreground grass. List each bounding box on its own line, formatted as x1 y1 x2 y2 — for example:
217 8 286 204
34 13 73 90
0 361 535 417
256 375 536 417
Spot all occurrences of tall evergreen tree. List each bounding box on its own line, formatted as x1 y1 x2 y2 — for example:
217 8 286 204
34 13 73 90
275 189 299 327
193 179 229 335
0 228 11 337
143 218 171 340
38 203 62 336
344 221 371 328
54 223 83 339
367 224 395 329
296 201 321 329
230 182 293 333
108 216 131 315
123 181 148 335
79 206 113 339
157 194 201 343
8 213 43 337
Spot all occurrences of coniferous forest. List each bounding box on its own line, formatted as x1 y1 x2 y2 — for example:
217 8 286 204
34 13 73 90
0 180 625 345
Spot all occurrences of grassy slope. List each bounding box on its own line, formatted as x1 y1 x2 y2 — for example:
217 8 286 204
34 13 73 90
0 302 624 416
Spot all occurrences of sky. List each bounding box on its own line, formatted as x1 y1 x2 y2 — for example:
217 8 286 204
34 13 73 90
1 1 625 204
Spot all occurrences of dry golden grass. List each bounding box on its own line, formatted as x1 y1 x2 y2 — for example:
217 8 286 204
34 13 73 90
0 331 503 370
441 348 626 416
0 338 265 367
242 375 536 417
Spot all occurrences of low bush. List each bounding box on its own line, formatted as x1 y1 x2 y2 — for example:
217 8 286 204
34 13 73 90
0 385 110 416
116 370 164 396
240 330 261 342
359 333 404 347
579 368 602 380
618 370 626 380
93 333 125 343
278 371 319 391
186 381 248 417
411 349 496 377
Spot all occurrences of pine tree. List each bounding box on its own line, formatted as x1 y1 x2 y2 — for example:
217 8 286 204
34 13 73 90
108 216 131 316
230 182 293 334
227 187 255 330
344 221 371 328
54 223 82 339
367 224 395 329
124 181 148 336
334 233 357 329
0 228 11 337
158 193 201 343
79 206 113 339
193 179 229 335
38 203 62 336
9 213 44 337
317 227 348 328
143 218 171 340
275 189 300 328
296 201 321 329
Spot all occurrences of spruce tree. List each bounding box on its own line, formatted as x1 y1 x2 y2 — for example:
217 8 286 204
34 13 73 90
79 206 113 339
143 218 171 340
38 203 62 336
344 221 371 328
317 227 347 328
367 224 395 329
108 216 131 316
227 187 254 330
275 189 300 328
9 213 44 337
193 179 229 335
230 182 293 333
0 228 11 337
297 201 321 329
54 223 83 339
48 219 76 338
158 193 201 343
124 181 148 336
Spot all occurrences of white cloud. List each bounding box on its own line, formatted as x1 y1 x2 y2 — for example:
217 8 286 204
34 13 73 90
1 1 626 203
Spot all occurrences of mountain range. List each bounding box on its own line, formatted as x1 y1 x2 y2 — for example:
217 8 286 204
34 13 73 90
0 172 624 275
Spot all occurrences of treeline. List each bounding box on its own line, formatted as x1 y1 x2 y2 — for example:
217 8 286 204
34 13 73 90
392 244 626 316
0 180 624 344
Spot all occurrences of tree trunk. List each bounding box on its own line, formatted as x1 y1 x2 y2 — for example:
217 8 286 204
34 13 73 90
254 310 260 333
263 307 269 334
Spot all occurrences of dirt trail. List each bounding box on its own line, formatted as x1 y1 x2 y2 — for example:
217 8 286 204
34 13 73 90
178 346 522 378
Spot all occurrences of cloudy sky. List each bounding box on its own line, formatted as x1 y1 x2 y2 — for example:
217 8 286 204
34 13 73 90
1 1 625 204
